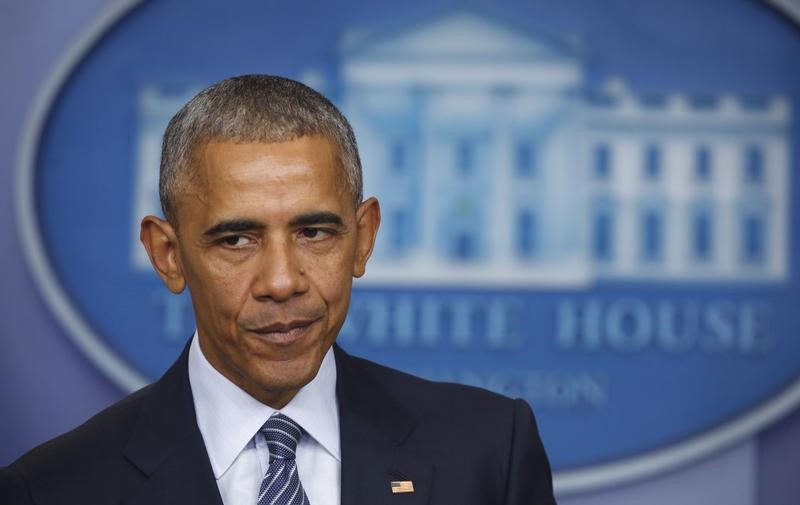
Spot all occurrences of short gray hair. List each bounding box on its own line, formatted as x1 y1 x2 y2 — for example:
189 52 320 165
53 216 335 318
159 74 363 223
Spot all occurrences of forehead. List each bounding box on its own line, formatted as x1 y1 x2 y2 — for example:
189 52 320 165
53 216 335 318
198 134 338 178
178 136 351 221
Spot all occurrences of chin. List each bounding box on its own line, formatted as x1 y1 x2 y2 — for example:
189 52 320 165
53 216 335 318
254 357 318 390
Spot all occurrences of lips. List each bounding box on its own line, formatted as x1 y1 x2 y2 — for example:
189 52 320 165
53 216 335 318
246 318 319 345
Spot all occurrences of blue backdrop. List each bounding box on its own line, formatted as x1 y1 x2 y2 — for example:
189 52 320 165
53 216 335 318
3 1 800 503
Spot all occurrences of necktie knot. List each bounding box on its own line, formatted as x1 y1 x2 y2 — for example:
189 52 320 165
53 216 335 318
260 413 304 462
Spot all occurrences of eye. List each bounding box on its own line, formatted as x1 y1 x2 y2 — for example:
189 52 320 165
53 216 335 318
298 227 332 241
220 235 252 248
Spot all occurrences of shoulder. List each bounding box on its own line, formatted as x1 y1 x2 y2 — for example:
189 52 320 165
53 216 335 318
336 348 556 503
3 385 152 501
339 349 529 431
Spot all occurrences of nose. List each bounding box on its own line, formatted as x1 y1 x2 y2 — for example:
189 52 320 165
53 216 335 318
252 235 308 302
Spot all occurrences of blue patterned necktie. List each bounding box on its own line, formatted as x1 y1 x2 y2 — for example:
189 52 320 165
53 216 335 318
257 413 311 505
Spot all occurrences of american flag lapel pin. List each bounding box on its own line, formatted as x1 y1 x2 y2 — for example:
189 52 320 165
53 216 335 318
390 480 415 494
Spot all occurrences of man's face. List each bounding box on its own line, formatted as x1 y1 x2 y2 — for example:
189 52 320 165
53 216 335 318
142 135 379 407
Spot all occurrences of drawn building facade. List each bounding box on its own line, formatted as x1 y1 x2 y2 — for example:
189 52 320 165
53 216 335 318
132 8 791 285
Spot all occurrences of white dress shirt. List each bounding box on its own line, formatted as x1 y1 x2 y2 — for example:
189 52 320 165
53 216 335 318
188 332 341 505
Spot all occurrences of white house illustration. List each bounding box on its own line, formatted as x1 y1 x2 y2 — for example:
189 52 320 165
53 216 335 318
131 6 791 286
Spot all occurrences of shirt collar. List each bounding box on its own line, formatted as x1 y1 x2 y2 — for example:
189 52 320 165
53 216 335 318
188 331 340 478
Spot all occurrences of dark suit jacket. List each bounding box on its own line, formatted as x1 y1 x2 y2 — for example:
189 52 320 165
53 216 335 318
1 344 556 504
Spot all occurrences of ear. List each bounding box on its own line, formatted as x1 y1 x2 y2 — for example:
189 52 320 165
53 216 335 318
352 197 381 278
140 215 186 294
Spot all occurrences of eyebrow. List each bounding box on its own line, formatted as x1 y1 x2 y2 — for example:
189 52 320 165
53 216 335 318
289 211 344 228
203 219 265 237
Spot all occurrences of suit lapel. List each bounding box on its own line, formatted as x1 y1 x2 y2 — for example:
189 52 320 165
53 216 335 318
335 346 434 505
121 343 223 505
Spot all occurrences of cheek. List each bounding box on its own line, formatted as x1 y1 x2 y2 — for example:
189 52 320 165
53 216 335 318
308 252 353 305
185 256 251 316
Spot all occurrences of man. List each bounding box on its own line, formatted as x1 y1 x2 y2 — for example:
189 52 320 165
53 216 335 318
1 75 556 504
